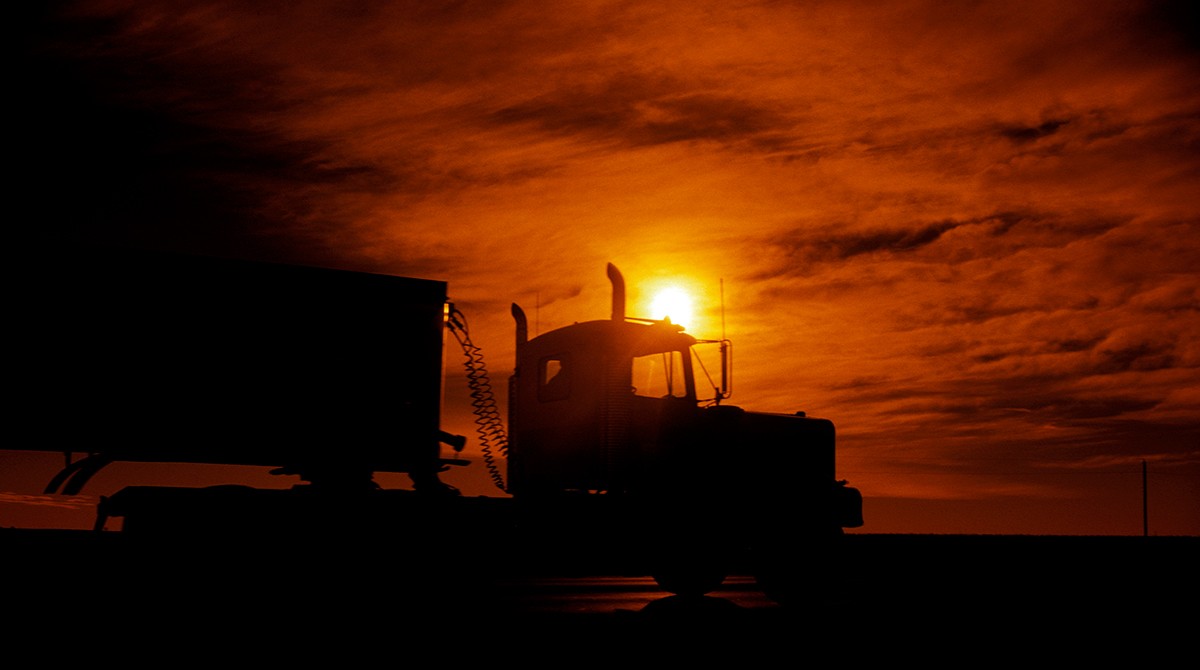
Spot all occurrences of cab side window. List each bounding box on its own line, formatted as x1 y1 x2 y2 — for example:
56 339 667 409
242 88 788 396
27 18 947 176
538 355 570 402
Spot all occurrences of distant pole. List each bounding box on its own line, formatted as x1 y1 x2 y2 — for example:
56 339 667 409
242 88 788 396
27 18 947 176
1142 459 1148 537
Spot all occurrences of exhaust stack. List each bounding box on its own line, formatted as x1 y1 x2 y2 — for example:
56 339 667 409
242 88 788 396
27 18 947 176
607 263 625 321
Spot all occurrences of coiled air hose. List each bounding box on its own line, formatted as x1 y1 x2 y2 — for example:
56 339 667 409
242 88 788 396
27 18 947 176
446 305 509 493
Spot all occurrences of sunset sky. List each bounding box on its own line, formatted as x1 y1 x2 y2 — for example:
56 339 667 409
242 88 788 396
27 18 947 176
7 0 1198 535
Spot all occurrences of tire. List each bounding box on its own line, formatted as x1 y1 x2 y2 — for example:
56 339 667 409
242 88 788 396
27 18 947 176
754 529 844 607
651 562 729 598
646 524 733 597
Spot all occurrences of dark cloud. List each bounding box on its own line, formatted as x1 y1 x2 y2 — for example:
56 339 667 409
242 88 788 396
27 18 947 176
488 75 792 149
999 118 1070 143
826 376 1162 424
1131 0 1200 56
833 221 961 257
1062 418 1200 457
1095 341 1178 373
995 394 1162 421
1047 336 1106 353
16 5 305 258
756 213 1027 279
758 220 958 274
15 2 536 269
757 211 1134 288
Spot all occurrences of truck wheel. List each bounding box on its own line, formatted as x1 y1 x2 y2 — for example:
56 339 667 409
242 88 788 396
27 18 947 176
647 535 731 597
651 563 728 598
754 530 844 607
641 498 734 597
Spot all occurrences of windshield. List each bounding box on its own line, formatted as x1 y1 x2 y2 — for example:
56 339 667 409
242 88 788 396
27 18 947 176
632 350 689 399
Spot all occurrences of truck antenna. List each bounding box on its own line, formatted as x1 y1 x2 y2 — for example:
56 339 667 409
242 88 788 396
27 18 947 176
720 277 726 341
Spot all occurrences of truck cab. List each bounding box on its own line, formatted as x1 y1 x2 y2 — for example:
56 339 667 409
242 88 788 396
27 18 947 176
507 264 861 531
507 310 710 496
507 264 716 496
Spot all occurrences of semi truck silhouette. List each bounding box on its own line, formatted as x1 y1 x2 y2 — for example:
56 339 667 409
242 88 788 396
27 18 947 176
13 243 862 604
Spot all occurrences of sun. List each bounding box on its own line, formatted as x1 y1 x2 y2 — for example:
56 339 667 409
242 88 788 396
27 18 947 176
649 286 694 328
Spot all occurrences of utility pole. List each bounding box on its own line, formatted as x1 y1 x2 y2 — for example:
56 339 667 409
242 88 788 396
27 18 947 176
1142 459 1148 537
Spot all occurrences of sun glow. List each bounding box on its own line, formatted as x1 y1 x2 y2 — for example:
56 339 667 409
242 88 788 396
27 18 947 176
649 286 694 328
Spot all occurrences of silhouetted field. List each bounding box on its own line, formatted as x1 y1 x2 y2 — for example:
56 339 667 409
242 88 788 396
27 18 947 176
4 525 1194 662
6 528 1194 632
4 529 1195 664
